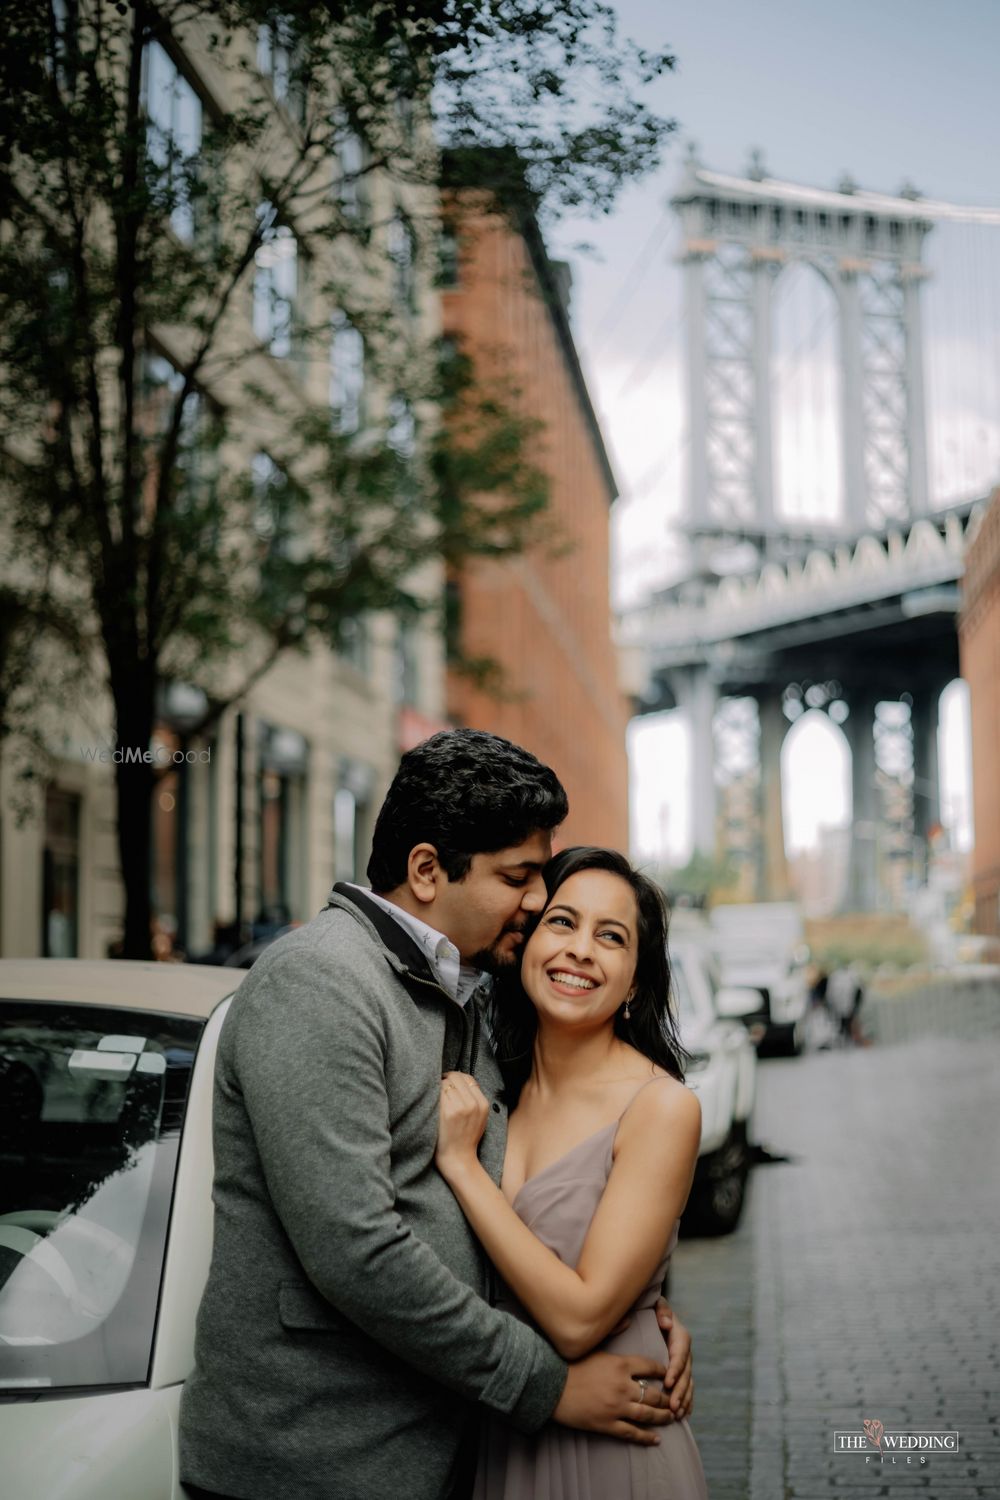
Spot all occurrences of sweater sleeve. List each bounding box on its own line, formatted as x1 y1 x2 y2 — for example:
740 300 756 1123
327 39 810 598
226 941 567 1432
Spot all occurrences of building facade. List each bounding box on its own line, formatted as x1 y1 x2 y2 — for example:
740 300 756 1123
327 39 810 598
0 15 446 960
442 195 629 849
959 489 1000 935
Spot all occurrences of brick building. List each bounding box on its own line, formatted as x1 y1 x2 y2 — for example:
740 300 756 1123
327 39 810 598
442 192 629 849
959 489 1000 934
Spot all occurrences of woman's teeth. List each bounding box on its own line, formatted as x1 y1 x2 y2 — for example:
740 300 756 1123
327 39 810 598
550 971 597 990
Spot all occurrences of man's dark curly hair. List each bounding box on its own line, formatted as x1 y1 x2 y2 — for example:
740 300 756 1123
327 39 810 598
367 730 568 892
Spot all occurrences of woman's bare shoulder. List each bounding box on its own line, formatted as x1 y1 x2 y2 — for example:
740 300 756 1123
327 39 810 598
619 1068 701 1137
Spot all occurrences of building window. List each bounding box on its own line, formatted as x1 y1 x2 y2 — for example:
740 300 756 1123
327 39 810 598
333 116 370 225
333 759 375 882
42 787 80 958
387 394 416 459
251 450 286 543
251 451 307 561
387 209 417 315
253 205 298 357
394 619 420 706
393 88 415 146
335 614 369 675
141 39 203 243
257 724 309 925
386 36 417 145
49 0 78 88
387 394 417 509
141 350 218 507
437 226 460 289
257 15 304 119
330 312 365 434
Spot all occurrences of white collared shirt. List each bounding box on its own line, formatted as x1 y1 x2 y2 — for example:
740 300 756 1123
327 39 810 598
344 885 482 1007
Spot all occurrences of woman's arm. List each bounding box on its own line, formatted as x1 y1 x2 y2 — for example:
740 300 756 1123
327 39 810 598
436 1073 702 1361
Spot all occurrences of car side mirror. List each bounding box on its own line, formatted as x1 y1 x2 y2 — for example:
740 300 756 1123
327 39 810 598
715 986 761 1018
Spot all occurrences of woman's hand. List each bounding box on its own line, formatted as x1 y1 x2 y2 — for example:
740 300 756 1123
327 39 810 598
436 1071 489 1181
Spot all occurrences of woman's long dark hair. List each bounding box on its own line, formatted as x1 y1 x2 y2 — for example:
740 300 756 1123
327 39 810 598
487 846 688 1103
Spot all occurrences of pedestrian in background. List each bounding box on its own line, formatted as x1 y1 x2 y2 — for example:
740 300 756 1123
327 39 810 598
828 965 864 1046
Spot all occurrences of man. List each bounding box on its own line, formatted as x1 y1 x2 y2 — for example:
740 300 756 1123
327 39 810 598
180 730 693 1500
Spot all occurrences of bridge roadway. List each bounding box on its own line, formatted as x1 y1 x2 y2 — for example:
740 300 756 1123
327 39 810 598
621 501 982 708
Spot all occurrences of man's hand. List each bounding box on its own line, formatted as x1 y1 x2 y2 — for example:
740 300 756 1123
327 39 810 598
553 1352 673 1445
655 1298 693 1419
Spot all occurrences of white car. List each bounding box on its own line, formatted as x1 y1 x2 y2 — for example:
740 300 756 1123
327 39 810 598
709 902 811 1056
0 959 236 1500
669 926 758 1236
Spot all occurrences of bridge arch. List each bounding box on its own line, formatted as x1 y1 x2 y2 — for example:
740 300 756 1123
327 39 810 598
781 708 851 856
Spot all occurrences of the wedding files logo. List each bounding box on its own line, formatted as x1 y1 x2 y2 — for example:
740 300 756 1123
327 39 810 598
833 1418 960 1465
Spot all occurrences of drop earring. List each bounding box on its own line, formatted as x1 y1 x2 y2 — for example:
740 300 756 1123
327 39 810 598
624 992 634 1021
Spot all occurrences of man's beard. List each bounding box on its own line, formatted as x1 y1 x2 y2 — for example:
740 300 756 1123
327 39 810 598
472 922 528 976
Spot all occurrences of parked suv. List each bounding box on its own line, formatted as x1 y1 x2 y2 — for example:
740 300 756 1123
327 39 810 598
709 902 810 1056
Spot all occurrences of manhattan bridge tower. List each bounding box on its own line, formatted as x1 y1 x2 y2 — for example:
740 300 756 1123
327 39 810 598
678 148 932 540
625 151 983 909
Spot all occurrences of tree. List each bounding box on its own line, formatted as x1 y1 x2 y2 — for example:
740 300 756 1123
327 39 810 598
656 852 738 910
0 1 676 957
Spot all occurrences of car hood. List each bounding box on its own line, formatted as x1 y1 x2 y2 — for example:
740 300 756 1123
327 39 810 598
0 1385 177 1500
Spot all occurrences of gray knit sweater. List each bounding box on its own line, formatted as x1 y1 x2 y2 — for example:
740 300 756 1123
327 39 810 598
179 885 567 1500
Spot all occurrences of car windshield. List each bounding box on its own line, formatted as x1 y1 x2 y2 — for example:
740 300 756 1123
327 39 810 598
0 1001 203 1394
670 951 701 1031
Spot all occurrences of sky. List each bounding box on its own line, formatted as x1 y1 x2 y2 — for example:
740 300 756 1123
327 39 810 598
547 0 1000 864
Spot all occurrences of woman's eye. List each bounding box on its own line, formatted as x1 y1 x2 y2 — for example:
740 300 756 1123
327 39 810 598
546 914 572 928
600 931 625 944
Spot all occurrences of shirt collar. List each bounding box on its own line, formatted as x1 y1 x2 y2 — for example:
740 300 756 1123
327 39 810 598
342 885 481 1006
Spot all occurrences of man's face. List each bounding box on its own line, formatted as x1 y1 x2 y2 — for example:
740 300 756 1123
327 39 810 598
432 831 552 970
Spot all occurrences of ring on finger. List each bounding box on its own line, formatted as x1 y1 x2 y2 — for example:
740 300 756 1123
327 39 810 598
635 1378 648 1405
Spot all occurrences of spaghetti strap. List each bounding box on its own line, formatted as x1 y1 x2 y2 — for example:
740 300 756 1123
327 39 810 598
609 1073 675 1159
617 1072 674 1123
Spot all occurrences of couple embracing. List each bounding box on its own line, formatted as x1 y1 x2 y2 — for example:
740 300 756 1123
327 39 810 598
180 730 709 1500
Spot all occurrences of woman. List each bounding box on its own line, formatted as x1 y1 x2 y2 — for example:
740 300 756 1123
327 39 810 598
436 846 709 1499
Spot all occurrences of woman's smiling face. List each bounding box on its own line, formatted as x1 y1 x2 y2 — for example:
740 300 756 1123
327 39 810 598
520 868 639 1031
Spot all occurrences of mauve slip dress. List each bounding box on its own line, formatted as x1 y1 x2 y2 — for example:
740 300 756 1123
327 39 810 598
473 1112 710 1500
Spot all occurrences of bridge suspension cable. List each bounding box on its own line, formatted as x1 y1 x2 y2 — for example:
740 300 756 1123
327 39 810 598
613 300 686 400
590 210 675 356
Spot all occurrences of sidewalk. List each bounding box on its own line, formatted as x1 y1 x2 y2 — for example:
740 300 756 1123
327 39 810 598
671 1038 1000 1498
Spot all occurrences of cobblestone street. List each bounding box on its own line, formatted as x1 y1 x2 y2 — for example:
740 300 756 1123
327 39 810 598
672 1036 1000 1499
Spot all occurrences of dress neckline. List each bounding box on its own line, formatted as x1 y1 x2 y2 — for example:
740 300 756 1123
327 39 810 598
505 1073 672 1208
507 1120 618 1209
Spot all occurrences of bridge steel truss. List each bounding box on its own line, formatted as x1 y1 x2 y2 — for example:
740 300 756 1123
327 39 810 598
624 160 999 910
675 159 934 536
